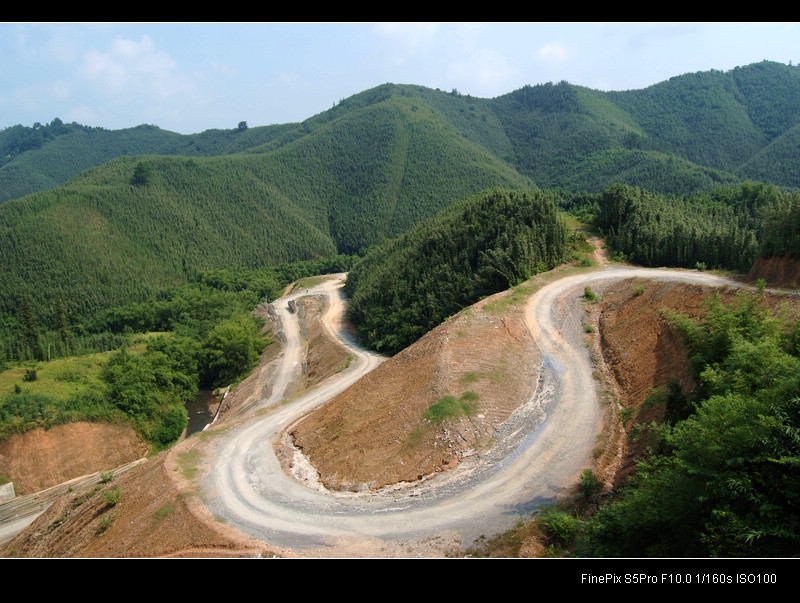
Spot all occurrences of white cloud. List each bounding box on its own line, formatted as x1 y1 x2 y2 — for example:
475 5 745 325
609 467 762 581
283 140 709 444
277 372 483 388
536 43 568 64
211 60 238 78
447 48 516 96
50 79 71 100
372 22 440 66
80 34 196 100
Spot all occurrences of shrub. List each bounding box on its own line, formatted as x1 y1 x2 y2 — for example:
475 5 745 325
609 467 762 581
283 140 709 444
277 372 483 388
583 287 599 303
539 509 581 547
155 405 188 447
580 469 601 500
424 392 479 423
97 513 115 535
103 486 121 507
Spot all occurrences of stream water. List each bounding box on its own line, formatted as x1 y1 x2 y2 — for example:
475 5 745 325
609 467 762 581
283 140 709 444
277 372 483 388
184 389 217 436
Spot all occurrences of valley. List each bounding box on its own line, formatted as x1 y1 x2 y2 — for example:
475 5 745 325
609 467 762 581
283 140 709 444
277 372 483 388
2 60 800 557
0 253 756 557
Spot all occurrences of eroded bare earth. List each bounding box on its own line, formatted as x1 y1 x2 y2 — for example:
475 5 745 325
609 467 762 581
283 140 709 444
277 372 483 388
5 257 799 557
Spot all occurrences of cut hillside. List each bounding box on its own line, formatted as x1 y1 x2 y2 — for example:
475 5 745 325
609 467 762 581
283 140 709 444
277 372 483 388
287 282 541 491
591 276 800 487
592 278 714 487
0 423 149 495
0 436 277 558
297 295 353 389
749 254 800 288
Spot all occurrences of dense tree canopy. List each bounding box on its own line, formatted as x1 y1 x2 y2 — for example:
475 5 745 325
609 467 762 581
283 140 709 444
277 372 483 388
589 291 800 557
345 188 571 354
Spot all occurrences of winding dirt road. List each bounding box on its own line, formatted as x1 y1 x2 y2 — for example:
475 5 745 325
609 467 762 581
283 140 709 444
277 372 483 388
200 267 739 557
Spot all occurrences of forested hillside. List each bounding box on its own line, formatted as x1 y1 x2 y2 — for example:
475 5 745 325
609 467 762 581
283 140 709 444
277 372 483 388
345 188 571 354
0 119 297 203
4 61 800 206
2 61 800 358
0 95 530 335
3 59 800 362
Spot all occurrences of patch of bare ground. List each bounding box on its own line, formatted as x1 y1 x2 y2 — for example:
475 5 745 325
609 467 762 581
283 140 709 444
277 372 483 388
586 235 609 265
287 285 541 491
0 423 149 495
749 254 800 288
297 295 352 388
1 436 279 558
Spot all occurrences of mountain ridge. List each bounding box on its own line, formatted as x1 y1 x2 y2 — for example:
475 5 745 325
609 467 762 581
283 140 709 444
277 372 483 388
3 60 800 204
2 60 800 340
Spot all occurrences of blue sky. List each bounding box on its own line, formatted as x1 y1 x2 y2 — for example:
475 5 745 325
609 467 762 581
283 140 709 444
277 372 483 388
2 22 799 135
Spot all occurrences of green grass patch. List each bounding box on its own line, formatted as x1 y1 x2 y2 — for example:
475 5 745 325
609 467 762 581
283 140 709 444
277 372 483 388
583 286 600 303
459 371 480 384
178 449 203 480
103 486 121 507
424 392 479 424
336 355 356 373
154 503 175 520
0 352 113 402
97 512 115 536
294 275 333 292
482 282 537 313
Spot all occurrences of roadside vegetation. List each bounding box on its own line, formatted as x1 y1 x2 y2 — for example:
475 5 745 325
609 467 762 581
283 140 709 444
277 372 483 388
472 288 800 558
467 180 800 558
588 289 800 556
0 255 355 449
3 60 800 556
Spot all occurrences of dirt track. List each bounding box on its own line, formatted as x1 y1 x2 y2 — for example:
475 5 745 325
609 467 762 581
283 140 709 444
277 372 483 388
0 262 747 558
197 267 739 557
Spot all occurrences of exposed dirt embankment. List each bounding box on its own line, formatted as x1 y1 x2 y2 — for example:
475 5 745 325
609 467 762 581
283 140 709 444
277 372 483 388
749 255 800 288
594 278 712 485
288 286 540 491
594 276 800 486
0 423 149 495
298 295 353 388
2 436 275 558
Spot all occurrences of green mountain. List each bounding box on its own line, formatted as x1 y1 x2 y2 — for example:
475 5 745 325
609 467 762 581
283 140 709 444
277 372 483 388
2 60 800 329
0 94 530 322
344 188 571 354
0 120 297 203
5 61 800 204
